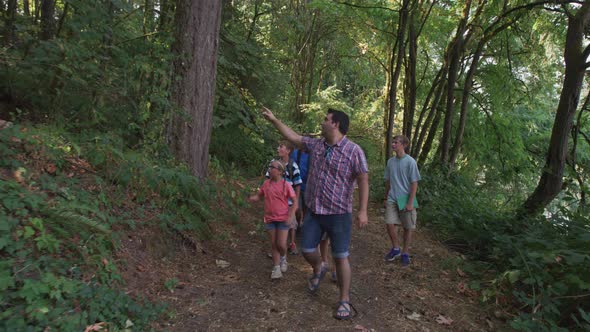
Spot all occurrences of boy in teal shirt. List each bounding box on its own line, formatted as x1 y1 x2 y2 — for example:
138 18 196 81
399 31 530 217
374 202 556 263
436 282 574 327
383 135 421 266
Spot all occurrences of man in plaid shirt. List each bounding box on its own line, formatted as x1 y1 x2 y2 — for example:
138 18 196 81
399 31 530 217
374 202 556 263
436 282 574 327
262 107 369 320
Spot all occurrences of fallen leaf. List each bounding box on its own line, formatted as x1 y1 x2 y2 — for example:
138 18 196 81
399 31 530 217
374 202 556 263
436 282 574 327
436 314 453 325
45 163 57 175
216 259 230 268
84 322 106 332
354 324 369 331
13 167 26 183
456 267 466 277
406 312 422 321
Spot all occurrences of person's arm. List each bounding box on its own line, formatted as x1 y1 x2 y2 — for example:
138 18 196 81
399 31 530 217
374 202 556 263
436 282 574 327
262 107 303 148
247 192 262 202
294 185 301 207
288 187 298 222
405 181 418 211
356 172 369 228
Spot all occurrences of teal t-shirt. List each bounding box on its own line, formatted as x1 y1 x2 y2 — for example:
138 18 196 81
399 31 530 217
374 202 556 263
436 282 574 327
384 154 421 208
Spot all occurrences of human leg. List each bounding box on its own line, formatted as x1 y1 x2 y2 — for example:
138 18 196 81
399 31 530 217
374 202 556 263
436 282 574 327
384 202 402 261
288 218 298 255
320 233 329 266
300 211 324 290
387 224 401 248
402 228 413 254
266 228 279 266
324 213 353 317
276 227 289 257
265 225 283 279
400 210 417 266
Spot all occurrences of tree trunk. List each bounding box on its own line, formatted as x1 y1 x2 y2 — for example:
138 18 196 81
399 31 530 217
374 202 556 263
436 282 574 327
403 1 418 146
158 0 175 32
440 0 471 166
55 1 68 38
385 0 410 161
23 0 29 16
522 2 590 216
3 0 16 46
448 45 482 170
167 0 222 180
39 0 54 40
415 67 446 164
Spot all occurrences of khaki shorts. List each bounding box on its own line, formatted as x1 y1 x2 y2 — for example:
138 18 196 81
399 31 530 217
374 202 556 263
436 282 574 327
385 202 417 229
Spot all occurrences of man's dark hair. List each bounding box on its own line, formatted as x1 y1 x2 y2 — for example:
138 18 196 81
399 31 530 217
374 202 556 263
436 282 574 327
327 108 349 135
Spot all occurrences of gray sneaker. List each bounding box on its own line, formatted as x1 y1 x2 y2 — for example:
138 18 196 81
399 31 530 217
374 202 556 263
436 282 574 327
271 265 283 279
280 256 288 273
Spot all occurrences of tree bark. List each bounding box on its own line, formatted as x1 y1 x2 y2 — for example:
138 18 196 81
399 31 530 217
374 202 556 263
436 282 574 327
39 0 55 40
3 0 16 46
23 0 29 16
403 0 418 146
167 0 222 180
385 0 410 161
522 2 590 216
440 0 471 166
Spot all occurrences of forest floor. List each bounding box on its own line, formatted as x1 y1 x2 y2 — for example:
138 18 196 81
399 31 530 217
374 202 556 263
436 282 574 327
117 184 508 332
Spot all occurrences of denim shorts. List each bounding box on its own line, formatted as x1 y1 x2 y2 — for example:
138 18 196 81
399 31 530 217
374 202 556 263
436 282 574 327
300 211 352 258
264 221 291 231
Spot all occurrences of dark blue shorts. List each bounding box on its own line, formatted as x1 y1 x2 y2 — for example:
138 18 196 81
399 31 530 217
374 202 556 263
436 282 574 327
264 221 290 231
300 211 352 258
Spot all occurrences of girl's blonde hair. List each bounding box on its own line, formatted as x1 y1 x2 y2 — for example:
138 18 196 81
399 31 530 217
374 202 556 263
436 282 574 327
269 159 286 172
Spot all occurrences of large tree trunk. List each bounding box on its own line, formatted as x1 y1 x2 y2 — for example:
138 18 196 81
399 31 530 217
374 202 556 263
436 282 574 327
167 0 222 180
39 0 54 40
3 0 16 46
522 2 590 216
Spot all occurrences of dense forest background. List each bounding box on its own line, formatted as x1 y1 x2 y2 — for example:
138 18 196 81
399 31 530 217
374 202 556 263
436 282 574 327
1 0 589 331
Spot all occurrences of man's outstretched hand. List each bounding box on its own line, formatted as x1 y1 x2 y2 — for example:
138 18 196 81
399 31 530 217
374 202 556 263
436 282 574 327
261 106 276 122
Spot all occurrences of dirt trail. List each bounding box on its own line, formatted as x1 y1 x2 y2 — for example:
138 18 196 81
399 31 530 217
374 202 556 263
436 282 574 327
119 200 504 331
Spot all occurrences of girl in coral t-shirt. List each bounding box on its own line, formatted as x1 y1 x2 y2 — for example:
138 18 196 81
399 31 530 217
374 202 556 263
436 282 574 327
248 160 297 280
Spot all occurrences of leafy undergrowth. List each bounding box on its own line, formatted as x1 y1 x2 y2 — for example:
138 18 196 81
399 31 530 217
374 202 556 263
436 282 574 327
0 124 246 331
420 172 590 331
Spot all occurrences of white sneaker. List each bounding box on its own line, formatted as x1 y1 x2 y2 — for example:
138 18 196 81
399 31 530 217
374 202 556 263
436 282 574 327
271 265 282 279
280 256 288 273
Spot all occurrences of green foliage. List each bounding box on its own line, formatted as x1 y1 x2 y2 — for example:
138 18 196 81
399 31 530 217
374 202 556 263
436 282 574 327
210 124 273 177
164 278 179 293
0 127 168 330
1 1 174 145
421 170 590 330
490 213 590 331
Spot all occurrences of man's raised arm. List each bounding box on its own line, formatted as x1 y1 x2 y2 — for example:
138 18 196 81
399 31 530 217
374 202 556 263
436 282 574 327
261 107 303 148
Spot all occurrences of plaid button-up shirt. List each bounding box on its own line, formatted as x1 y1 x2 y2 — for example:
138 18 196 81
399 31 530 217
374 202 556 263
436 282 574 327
302 136 368 215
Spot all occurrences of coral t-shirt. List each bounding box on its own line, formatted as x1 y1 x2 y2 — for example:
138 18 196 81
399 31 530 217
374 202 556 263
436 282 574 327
258 179 296 223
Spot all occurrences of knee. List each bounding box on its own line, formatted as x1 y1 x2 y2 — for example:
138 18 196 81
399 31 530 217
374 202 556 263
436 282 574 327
302 250 317 260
